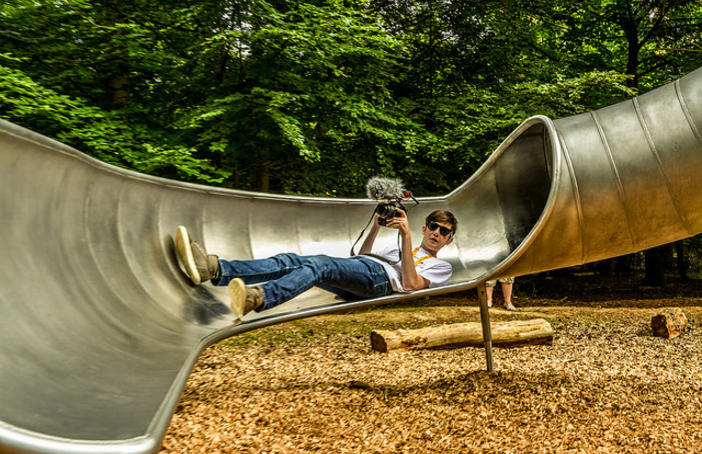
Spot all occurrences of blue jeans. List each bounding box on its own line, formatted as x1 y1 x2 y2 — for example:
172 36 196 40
211 253 392 312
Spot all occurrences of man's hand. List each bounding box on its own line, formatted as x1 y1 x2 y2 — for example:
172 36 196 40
383 209 410 235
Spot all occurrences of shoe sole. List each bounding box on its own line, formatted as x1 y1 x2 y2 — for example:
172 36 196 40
228 278 246 319
175 226 201 285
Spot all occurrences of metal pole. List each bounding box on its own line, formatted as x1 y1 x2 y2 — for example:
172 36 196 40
476 281 494 372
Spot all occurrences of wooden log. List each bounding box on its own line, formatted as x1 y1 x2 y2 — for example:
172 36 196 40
370 318 554 353
651 308 688 339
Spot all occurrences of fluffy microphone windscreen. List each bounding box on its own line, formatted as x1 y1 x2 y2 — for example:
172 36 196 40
366 176 404 200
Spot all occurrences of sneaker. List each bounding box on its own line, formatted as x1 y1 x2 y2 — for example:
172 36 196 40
229 278 264 319
175 226 219 285
503 302 517 311
486 300 493 308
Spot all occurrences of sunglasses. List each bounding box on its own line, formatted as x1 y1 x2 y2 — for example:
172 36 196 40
426 221 453 237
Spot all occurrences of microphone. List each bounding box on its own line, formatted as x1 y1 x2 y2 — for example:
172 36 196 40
366 176 405 201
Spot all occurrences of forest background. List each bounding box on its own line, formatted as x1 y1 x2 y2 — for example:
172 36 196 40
1 0 701 284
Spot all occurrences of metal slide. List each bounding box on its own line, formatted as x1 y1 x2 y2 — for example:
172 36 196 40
1 66 701 454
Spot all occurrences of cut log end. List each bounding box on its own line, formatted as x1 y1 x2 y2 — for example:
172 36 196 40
370 331 389 353
651 308 688 339
371 318 554 353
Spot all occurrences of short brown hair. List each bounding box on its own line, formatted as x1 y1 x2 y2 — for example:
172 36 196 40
426 210 457 235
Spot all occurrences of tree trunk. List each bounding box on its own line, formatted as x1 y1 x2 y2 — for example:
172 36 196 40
218 43 229 84
644 244 670 286
614 253 634 276
107 73 128 108
370 318 554 352
675 241 688 280
622 11 640 89
258 147 271 192
259 163 270 192
105 3 129 109
594 258 614 276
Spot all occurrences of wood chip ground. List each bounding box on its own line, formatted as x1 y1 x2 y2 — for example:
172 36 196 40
161 277 702 453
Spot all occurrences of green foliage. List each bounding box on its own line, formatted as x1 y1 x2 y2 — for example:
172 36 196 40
0 0 700 196
402 70 635 188
176 0 424 194
504 0 702 89
0 54 228 182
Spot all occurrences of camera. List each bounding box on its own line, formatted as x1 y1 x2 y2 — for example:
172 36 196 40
375 200 408 225
365 176 418 226
350 176 419 256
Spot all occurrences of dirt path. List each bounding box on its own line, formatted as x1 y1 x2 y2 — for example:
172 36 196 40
161 286 702 453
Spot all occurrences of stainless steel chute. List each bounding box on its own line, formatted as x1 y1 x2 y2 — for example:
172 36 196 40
1 66 700 454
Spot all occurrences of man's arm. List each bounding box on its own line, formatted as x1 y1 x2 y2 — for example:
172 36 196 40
385 211 430 291
358 213 381 255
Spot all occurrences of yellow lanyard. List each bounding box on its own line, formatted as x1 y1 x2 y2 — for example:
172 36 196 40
412 247 436 267
390 247 435 267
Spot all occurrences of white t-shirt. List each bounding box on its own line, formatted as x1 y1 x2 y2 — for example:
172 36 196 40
365 243 453 292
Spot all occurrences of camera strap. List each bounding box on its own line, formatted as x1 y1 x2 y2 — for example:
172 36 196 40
349 211 377 257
